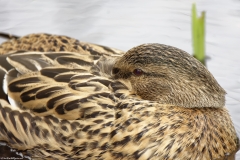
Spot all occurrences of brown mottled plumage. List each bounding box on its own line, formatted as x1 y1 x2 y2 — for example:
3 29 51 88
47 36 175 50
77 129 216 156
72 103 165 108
0 33 239 160
0 32 124 55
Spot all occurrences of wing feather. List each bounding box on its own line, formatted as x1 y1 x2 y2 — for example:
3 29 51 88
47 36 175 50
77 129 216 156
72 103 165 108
0 98 115 158
1 51 131 120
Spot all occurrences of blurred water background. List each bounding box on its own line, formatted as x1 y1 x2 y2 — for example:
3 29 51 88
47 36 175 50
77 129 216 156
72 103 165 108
0 0 240 159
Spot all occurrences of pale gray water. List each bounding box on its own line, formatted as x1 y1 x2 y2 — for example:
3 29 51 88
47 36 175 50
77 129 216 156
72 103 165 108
0 0 240 159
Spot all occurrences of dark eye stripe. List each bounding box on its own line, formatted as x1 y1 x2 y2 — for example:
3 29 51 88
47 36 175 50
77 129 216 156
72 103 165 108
145 73 166 77
112 68 120 75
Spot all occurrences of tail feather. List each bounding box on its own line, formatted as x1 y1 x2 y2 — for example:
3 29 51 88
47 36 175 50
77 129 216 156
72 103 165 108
0 33 20 40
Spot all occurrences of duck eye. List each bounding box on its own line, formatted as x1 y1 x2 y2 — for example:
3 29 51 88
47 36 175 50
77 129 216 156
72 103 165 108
112 67 120 75
133 68 143 76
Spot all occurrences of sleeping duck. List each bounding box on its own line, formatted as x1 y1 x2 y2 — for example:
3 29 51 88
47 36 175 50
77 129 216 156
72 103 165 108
0 33 238 159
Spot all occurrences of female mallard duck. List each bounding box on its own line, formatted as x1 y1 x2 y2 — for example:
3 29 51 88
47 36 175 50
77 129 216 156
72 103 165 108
0 33 239 159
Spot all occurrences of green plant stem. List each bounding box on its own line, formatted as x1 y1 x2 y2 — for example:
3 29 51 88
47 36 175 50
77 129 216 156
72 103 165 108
192 3 206 65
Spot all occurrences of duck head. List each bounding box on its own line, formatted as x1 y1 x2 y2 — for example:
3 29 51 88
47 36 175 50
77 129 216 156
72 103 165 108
112 43 225 108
